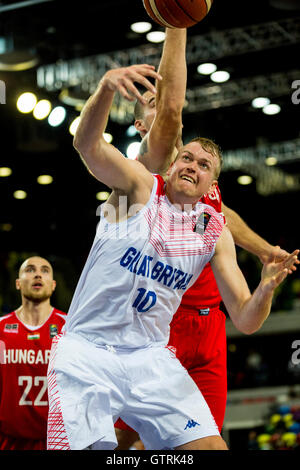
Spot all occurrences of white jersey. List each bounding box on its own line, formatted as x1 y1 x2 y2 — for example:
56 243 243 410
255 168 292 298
65 175 224 349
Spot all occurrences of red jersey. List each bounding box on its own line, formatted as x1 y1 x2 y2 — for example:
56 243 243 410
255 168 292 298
0 308 66 441
180 186 224 309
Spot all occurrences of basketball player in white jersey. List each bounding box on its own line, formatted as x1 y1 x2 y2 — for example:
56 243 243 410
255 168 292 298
112 27 291 448
47 34 299 450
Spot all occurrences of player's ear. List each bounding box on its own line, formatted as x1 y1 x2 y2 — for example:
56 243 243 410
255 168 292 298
207 179 218 196
52 280 56 292
134 119 147 137
166 161 175 177
16 279 20 290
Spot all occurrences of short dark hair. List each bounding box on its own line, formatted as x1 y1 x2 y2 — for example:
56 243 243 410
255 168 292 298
134 98 144 120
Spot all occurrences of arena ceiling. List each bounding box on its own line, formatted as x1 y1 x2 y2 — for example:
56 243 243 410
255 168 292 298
0 0 300 262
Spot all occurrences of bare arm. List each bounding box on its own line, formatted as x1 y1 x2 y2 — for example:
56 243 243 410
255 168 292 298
137 28 187 175
73 64 159 192
222 202 290 264
211 226 299 335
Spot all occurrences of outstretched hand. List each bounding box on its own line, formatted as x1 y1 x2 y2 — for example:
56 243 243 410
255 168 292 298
260 248 300 293
101 64 162 104
259 245 291 265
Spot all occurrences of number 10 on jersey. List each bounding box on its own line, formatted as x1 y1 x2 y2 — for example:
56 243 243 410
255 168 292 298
132 288 157 313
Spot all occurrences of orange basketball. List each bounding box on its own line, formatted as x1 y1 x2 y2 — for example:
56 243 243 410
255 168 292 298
142 0 213 29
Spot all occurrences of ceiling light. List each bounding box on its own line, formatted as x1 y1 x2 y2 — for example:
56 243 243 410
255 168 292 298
265 156 278 166
16 92 37 113
69 116 81 136
146 31 165 43
48 106 66 127
33 99 52 120
103 133 113 143
126 142 140 160
0 167 12 177
210 71 230 83
237 175 253 185
197 63 217 75
126 125 138 137
37 175 53 185
96 191 110 201
262 104 281 115
13 190 27 200
131 22 152 34
251 97 270 109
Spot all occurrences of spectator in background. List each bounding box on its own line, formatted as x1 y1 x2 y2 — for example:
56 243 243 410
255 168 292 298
0 256 66 450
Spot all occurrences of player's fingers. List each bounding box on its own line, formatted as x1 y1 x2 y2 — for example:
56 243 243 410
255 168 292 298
271 269 288 289
140 67 163 81
126 73 157 97
135 64 156 70
134 64 163 80
123 80 148 103
278 269 289 284
276 249 298 270
130 66 162 85
284 250 299 268
118 84 136 102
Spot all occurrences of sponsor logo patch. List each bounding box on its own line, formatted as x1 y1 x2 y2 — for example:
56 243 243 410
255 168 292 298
4 323 19 333
49 324 58 338
198 308 210 316
193 212 211 235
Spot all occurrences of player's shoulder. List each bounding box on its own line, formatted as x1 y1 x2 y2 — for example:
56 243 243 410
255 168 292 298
153 174 165 194
201 185 222 211
0 312 16 324
51 308 67 321
52 308 67 316
0 312 18 334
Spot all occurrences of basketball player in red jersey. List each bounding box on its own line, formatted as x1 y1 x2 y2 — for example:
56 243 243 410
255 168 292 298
104 28 290 448
0 256 66 450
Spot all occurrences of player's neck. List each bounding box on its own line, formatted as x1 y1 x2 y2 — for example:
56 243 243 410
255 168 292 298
165 186 198 212
15 300 53 327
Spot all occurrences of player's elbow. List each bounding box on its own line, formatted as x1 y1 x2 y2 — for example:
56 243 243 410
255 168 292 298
240 324 259 335
73 133 102 164
233 317 262 336
73 132 90 155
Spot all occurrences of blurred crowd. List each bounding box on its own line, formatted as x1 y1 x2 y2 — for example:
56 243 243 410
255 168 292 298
248 403 300 450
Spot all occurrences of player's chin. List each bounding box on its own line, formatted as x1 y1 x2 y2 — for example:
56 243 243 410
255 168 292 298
26 290 50 302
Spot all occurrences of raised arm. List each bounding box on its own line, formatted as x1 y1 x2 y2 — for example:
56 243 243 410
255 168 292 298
222 202 290 263
211 226 299 335
136 28 187 175
73 64 159 192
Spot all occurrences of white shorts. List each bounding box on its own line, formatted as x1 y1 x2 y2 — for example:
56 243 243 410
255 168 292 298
47 332 219 450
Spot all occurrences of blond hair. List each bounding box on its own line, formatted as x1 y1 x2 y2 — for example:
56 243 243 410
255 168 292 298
188 137 223 178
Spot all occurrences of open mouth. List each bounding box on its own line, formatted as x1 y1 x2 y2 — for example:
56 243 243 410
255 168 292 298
180 175 195 184
32 282 43 289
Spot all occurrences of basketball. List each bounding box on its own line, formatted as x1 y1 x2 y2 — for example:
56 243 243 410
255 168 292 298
142 0 213 29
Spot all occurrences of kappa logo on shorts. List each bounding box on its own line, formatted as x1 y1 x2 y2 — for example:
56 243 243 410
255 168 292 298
184 419 200 430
